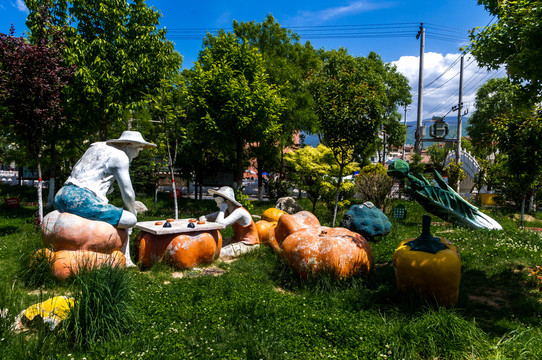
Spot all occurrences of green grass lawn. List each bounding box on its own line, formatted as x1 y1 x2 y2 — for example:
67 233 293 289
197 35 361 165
0 184 541 359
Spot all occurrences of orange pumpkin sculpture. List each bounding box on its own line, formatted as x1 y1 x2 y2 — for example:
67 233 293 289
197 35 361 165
39 211 128 278
255 220 276 244
268 211 321 253
261 208 286 222
137 230 222 269
281 226 373 279
32 248 126 280
253 208 286 246
41 211 127 253
263 210 373 279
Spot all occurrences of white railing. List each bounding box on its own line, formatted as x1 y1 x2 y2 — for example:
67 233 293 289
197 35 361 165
444 150 481 179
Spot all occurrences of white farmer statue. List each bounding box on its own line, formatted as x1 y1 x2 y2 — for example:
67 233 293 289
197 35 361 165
54 131 156 266
199 186 259 259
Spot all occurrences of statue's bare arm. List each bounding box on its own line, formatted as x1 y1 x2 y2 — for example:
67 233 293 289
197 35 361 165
217 207 251 227
110 155 136 215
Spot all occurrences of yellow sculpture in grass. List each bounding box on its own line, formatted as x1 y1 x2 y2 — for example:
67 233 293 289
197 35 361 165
17 296 75 330
393 215 461 307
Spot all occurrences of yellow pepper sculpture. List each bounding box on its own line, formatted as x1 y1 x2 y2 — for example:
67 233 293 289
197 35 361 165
393 215 461 307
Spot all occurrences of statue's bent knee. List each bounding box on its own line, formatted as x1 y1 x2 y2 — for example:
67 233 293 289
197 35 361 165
117 211 137 228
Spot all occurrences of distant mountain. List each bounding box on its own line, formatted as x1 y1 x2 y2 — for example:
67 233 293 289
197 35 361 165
300 116 470 148
405 116 470 148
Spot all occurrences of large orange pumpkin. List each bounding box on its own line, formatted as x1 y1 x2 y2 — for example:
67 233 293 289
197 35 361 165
268 211 321 251
32 248 126 280
41 211 127 253
280 226 373 279
137 230 222 269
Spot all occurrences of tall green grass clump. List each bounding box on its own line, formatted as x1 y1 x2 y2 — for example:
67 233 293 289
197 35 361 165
63 264 137 349
16 238 57 289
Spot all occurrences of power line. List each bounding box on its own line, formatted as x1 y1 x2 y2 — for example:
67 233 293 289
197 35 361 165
165 22 473 42
424 54 462 88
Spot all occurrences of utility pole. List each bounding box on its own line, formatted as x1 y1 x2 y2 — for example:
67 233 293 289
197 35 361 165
456 55 464 163
402 105 409 160
415 23 425 155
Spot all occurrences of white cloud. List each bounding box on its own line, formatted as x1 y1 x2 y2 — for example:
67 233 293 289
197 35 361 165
392 52 504 122
13 0 28 13
288 1 396 25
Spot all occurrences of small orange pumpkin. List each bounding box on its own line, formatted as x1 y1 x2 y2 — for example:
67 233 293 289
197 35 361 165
261 208 286 223
281 227 373 279
255 220 277 244
41 211 127 253
32 248 126 280
138 230 222 268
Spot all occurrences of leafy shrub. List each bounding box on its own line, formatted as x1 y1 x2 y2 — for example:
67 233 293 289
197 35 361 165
354 163 393 213
62 265 136 349
409 153 426 174
234 188 253 212
444 159 466 191
264 176 291 201
320 179 355 214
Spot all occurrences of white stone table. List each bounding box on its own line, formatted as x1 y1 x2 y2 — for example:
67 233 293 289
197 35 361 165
135 219 225 235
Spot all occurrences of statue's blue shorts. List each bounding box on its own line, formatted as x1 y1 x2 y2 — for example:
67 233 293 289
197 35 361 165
54 185 123 226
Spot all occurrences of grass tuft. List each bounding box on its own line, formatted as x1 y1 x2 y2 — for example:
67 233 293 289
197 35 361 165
62 264 137 349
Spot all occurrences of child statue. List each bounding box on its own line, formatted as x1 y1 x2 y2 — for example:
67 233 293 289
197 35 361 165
199 186 259 259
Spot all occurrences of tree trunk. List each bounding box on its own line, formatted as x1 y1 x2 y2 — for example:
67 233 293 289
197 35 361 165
36 155 43 224
520 195 526 229
382 132 387 165
331 165 344 227
257 161 263 201
47 140 57 209
163 121 178 219
235 140 244 188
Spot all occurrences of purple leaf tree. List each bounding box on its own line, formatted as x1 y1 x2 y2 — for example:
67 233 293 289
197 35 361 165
0 9 74 223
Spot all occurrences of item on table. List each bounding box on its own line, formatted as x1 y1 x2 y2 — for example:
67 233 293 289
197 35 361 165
189 218 197 223
187 222 195 229
163 222 172 228
155 221 163 226
197 220 205 224
167 218 175 223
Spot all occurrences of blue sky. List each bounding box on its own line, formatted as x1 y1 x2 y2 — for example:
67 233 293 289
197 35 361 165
1 0 500 123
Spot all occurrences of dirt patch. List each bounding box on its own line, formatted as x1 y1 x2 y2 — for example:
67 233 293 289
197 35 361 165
27 290 72 297
512 214 536 222
273 287 297 296
27 289 50 296
467 288 510 309
182 266 227 278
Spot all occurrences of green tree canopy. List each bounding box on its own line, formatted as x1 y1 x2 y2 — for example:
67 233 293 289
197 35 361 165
284 144 335 213
308 48 384 225
491 106 542 203
232 15 321 184
357 52 411 158
233 14 321 135
467 77 517 157
468 0 542 99
26 0 183 140
189 31 285 185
